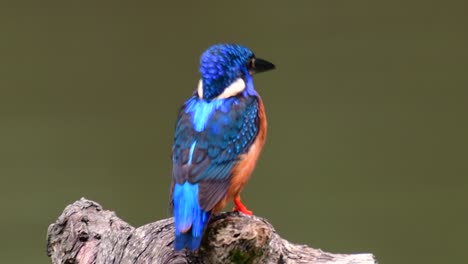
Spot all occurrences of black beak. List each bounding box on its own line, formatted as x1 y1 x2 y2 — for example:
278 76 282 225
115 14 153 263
251 58 275 74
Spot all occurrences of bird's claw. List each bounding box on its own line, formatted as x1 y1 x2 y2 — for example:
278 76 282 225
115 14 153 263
232 206 253 215
233 197 253 215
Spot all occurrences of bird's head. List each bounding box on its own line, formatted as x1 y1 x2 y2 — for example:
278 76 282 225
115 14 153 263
198 44 275 101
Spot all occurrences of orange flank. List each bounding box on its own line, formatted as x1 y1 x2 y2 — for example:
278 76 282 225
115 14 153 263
212 97 267 214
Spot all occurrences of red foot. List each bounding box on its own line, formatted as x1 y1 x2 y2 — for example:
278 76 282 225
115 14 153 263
233 196 253 215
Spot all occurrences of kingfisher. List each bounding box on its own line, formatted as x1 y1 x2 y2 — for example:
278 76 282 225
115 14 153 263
170 44 275 251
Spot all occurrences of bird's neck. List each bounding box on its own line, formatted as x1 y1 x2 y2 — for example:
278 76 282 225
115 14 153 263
198 75 256 101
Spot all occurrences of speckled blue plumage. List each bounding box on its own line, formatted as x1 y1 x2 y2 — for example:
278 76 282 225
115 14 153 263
199 44 254 100
174 95 259 182
171 44 262 251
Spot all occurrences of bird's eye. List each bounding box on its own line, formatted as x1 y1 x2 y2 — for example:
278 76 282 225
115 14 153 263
247 58 255 70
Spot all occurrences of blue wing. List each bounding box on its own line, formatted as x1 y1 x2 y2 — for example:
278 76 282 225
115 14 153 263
172 94 259 210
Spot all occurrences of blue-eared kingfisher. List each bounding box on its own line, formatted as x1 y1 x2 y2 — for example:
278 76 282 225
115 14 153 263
170 44 275 251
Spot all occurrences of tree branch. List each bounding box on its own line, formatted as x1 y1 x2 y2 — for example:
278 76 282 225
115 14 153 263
46 198 377 264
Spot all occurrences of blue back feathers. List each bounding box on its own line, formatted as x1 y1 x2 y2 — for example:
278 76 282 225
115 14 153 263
200 44 254 100
174 95 259 180
185 98 226 132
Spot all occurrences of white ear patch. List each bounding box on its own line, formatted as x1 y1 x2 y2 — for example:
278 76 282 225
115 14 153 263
197 78 246 99
215 78 246 99
197 79 204 98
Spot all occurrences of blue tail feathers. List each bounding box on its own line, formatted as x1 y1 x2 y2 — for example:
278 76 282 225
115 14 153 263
173 182 211 251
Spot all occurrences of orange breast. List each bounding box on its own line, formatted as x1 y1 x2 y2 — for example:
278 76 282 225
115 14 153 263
212 97 267 212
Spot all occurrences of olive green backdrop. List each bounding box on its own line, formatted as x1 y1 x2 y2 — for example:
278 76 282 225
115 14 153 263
1 1 467 263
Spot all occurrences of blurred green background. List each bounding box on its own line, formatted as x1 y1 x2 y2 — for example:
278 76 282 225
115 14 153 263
1 1 467 263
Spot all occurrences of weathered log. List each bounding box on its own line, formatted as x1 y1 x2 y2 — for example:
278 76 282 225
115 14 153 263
46 198 377 264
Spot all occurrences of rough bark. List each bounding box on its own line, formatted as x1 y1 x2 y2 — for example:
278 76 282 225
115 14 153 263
47 198 377 264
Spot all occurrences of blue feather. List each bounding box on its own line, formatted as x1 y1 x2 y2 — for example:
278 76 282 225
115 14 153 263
173 182 210 250
187 141 197 165
185 98 225 132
